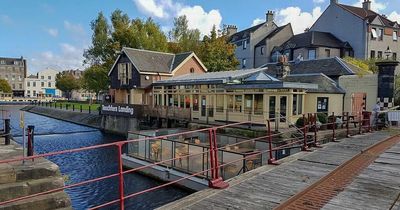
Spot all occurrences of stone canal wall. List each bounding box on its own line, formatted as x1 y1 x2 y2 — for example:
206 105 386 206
22 106 139 136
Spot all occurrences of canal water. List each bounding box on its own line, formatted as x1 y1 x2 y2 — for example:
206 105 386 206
2 105 189 210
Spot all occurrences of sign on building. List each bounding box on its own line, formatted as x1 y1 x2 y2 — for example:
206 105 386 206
101 103 136 117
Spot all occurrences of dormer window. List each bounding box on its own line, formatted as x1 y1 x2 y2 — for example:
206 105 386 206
394 31 398 41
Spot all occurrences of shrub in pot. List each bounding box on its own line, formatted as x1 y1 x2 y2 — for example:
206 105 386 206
296 117 308 128
317 113 328 130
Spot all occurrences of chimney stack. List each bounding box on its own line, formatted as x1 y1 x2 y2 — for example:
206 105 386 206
226 25 238 36
330 0 338 5
362 0 371 10
266 11 274 23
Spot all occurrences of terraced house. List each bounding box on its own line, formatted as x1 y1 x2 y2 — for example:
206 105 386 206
0 57 27 97
311 0 400 61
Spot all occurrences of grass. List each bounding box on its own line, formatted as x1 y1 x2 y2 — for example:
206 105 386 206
54 102 100 111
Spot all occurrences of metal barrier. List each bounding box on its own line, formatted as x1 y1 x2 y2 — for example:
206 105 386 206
0 113 372 209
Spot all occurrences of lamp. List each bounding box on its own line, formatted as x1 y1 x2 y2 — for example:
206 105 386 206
384 46 392 60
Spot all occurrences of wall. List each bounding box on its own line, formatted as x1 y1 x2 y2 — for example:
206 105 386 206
311 4 366 59
338 74 378 112
303 93 344 114
109 53 141 89
173 56 207 76
292 47 341 60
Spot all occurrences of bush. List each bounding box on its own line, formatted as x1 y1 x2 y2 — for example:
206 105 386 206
317 113 328 124
296 117 308 128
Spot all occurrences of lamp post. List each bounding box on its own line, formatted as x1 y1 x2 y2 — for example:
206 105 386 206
384 46 392 60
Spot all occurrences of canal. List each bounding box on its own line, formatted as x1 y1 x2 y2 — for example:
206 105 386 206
2 105 189 210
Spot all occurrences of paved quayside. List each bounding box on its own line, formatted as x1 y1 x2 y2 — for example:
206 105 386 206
158 131 398 210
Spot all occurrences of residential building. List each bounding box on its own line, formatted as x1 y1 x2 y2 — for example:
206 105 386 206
108 47 208 105
227 11 294 69
272 31 353 61
25 68 61 98
311 0 400 61
0 57 27 96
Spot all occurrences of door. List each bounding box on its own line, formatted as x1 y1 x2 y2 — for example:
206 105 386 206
352 93 366 117
280 96 287 122
201 96 206 117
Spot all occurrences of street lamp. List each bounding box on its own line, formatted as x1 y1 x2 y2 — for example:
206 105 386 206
384 46 392 60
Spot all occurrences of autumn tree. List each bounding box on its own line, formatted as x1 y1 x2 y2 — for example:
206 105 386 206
199 25 239 72
81 65 109 100
0 79 12 93
55 73 80 100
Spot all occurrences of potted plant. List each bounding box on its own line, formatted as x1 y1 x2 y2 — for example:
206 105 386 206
296 117 308 129
327 115 337 129
317 113 328 130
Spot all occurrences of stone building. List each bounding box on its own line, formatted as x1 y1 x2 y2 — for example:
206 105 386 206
0 57 27 96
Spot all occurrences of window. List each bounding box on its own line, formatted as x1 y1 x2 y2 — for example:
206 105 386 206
269 96 276 122
19 84 22 89
41 82 44 87
378 51 383 59
0 60 5 65
13 61 19 65
118 63 132 85
27 90 30 94
48 82 51 87
12 75 15 81
18 75 21 81
33 82 36 87
325 49 331 58
317 97 329 112
370 50 376 58
254 94 263 115
393 53 397 61
227 95 234 112
378 28 383 40
244 94 252 114
33 90 36 96
261 47 265 55
193 95 199 111
216 96 224 112
371 28 378 39
48 76 51 80
12 84 15 89
394 31 398 41
234 95 242 112
243 39 247 49
27 82 30 87
190 68 195 73
41 76 44 79
308 49 316 60
242 58 246 68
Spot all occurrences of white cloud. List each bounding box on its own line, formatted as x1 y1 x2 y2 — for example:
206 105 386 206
133 0 222 36
0 15 12 25
46 28 58 37
313 0 325 3
177 6 222 36
29 43 86 73
276 7 322 34
64 21 85 36
352 0 386 12
251 18 264 26
389 11 400 23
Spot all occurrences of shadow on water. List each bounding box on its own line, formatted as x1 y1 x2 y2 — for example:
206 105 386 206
1 105 189 210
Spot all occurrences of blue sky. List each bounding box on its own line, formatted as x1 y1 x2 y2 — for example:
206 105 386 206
1 0 399 73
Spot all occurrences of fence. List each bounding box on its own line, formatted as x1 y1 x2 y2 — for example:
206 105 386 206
31 101 99 114
0 112 373 209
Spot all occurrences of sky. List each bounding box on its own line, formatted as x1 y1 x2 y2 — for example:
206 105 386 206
1 0 400 74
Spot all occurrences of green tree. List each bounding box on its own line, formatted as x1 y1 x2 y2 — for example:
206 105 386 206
168 15 201 53
81 65 109 100
199 25 239 72
56 73 81 100
0 79 12 93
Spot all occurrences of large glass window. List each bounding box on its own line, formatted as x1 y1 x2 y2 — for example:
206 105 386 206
185 96 190 108
317 97 329 112
292 94 303 115
244 94 252 114
227 95 234 112
280 96 287 122
193 95 199 111
254 94 263 115
269 96 276 122
180 95 185 108
216 95 224 112
234 95 242 112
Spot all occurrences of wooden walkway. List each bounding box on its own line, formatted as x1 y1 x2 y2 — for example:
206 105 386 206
158 131 396 210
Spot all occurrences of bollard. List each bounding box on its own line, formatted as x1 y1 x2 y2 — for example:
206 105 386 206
60 103 62 109
346 112 350 137
301 114 310 151
359 112 363 134
332 112 337 141
4 119 10 145
73 104 75 111
27 125 35 159
89 106 91 114
66 104 69 110
80 105 82 112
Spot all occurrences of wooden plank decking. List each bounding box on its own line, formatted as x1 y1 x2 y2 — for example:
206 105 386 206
158 131 395 210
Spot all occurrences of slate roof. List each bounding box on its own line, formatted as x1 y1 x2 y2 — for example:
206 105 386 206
279 31 350 50
255 24 290 47
0 57 25 65
337 4 398 28
119 48 194 74
260 57 360 78
229 23 266 42
283 73 346 94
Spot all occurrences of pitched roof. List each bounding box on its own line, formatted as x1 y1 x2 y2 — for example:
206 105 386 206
108 48 204 76
283 73 346 94
337 4 398 28
0 57 25 65
261 57 358 77
255 24 290 47
279 31 350 50
229 23 266 42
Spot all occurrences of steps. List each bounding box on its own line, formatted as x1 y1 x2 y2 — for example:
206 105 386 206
0 138 71 210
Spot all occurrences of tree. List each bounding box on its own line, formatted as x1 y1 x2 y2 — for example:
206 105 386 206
199 25 239 72
81 65 109 100
168 15 201 53
0 79 12 93
56 73 80 100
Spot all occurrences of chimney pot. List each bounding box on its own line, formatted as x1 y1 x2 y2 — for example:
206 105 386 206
362 0 371 10
330 0 338 4
266 11 274 23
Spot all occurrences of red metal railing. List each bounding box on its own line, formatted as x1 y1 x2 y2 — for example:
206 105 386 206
0 112 372 209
